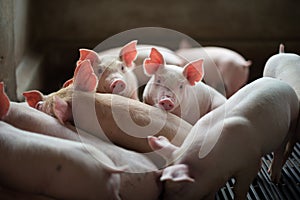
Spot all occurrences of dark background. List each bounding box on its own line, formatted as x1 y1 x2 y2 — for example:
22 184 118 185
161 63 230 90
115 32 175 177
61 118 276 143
1 0 300 100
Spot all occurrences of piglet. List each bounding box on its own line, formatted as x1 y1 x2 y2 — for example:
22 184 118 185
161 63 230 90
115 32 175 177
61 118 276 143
176 46 252 97
263 44 300 158
0 121 123 200
143 48 226 125
22 60 192 153
23 60 97 124
1 82 162 200
148 77 299 199
0 186 55 200
76 40 139 99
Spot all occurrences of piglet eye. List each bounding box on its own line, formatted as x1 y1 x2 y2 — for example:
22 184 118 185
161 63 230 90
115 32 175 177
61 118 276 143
121 66 125 71
179 85 183 89
98 68 103 74
157 80 161 84
35 101 44 110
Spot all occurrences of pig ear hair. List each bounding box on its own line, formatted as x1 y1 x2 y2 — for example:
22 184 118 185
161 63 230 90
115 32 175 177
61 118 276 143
73 60 98 92
183 59 204 86
119 40 138 67
279 43 285 54
78 49 100 66
23 90 44 108
0 82 10 119
53 96 72 124
143 48 165 76
160 164 195 182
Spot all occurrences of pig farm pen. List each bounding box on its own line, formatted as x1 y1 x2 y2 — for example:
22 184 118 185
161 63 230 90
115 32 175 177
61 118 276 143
1 0 300 199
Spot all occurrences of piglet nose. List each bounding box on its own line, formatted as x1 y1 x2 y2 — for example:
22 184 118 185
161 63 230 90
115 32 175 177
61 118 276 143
110 79 126 94
159 98 174 111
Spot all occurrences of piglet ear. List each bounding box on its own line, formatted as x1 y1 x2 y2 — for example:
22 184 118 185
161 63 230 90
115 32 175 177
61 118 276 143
244 60 252 68
23 90 44 108
78 49 100 66
53 96 72 124
143 48 165 76
183 59 204 86
62 78 73 88
119 40 138 67
160 164 195 182
73 60 98 92
0 82 10 119
279 43 285 54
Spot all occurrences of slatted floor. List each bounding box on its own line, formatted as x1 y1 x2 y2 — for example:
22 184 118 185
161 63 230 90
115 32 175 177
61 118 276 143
216 143 300 200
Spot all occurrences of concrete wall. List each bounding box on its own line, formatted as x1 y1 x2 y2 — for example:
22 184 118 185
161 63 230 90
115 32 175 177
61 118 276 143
0 0 16 100
0 0 43 100
29 0 300 42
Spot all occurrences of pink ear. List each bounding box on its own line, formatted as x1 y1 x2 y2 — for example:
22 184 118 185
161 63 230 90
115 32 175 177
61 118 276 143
62 78 74 88
23 90 44 108
143 48 165 75
78 49 100 66
73 60 98 92
183 59 204 86
0 82 10 119
244 60 252 68
119 40 138 67
279 44 285 53
160 164 195 182
53 96 72 124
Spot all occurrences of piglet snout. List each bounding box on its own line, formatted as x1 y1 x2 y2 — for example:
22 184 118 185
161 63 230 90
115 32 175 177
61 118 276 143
110 79 126 94
159 98 174 111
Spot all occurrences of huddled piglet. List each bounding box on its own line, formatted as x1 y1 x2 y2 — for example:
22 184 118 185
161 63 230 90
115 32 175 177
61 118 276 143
1 82 162 200
176 46 252 97
73 40 139 99
148 77 299 200
0 122 123 200
143 48 226 125
22 60 192 153
263 44 300 157
0 185 55 200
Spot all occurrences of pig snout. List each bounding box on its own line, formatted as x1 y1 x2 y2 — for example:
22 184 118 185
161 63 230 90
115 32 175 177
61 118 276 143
110 79 126 94
158 97 174 111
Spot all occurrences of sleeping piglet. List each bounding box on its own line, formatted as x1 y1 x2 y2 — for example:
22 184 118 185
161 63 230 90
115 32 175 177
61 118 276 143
0 82 162 200
148 77 299 199
0 121 123 200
